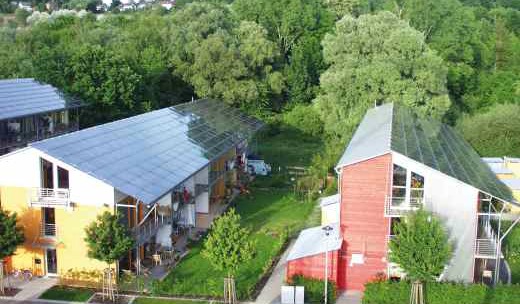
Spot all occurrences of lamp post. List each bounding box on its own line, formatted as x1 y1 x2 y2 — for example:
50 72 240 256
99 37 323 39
322 225 334 304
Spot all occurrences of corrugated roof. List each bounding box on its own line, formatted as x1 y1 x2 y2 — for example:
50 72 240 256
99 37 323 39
31 99 263 204
319 194 340 207
287 223 342 261
0 78 82 120
336 103 514 203
336 103 393 168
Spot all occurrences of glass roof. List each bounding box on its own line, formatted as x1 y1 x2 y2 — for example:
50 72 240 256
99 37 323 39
391 105 514 203
32 99 263 204
0 78 83 120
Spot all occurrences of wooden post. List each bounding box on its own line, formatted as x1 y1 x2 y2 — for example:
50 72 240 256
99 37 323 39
410 281 424 304
0 260 4 295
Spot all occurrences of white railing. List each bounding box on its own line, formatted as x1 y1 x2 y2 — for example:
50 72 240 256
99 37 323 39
133 204 170 245
384 196 422 217
40 223 57 238
475 219 500 258
28 188 70 208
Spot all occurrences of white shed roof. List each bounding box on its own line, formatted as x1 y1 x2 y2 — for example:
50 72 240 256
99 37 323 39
501 179 520 191
319 194 340 207
287 223 342 261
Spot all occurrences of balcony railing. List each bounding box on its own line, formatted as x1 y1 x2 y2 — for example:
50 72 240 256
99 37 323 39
40 223 57 238
384 196 422 217
195 183 209 197
475 220 501 258
133 204 171 245
28 188 71 208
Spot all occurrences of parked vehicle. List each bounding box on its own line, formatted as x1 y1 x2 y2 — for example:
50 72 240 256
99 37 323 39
246 155 271 176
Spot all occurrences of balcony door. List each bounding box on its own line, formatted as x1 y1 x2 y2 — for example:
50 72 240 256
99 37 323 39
45 248 58 276
42 207 56 237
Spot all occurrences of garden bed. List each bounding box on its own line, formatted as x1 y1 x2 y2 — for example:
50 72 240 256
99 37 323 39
134 297 208 304
39 285 95 302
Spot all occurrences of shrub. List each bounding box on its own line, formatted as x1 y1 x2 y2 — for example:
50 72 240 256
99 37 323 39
282 104 323 137
290 275 336 304
363 281 520 304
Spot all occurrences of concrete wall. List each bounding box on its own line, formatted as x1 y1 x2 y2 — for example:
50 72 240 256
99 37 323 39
393 152 478 282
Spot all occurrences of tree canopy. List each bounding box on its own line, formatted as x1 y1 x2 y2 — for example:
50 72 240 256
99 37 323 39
315 11 450 139
84 211 134 264
458 103 520 156
202 208 255 277
389 210 452 282
0 209 24 260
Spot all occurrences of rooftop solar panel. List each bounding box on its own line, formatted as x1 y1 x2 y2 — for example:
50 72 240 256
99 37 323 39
31 99 263 204
0 78 83 120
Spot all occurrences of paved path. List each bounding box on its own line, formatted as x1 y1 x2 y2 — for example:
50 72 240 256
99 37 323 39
254 240 295 304
0 277 57 303
336 291 362 304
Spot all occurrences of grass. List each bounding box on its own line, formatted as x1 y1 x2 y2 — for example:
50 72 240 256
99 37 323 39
134 298 208 304
152 189 315 300
39 285 94 302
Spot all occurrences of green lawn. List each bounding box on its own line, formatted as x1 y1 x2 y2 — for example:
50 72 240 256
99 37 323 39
152 189 315 299
39 286 94 302
134 298 208 304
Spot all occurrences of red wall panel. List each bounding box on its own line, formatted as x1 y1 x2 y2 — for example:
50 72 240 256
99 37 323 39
286 250 339 284
337 154 392 291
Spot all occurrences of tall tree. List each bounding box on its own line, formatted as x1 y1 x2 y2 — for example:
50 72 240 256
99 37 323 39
0 210 24 295
389 210 452 304
315 12 451 139
202 208 255 303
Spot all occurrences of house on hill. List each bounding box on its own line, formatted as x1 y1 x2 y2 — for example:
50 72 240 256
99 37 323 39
0 78 83 156
286 103 517 291
0 99 262 280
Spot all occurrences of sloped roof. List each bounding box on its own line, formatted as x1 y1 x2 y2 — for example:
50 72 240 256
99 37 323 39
31 99 263 204
336 103 514 203
287 223 342 261
502 179 520 191
0 78 82 120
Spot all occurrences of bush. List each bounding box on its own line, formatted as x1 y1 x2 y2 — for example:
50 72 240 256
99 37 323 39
282 104 323 137
363 281 520 304
290 275 336 304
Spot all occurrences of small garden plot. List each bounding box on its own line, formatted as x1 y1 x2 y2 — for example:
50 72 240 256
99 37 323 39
152 189 315 300
39 285 94 302
134 297 209 304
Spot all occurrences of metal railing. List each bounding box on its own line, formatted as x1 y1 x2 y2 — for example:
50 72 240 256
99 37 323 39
475 220 500 258
133 204 171 245
40 223 57 238
384 196 422 217
28 188 71 208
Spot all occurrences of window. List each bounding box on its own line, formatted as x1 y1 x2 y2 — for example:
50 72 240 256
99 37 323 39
40 158 54 189
392 164 407 206
391 164 425 208
57 166 69 189
410 172 424 205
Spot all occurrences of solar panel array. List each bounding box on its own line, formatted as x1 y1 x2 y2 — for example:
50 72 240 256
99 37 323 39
32 99 263 204
0 78 82 120
391 105 514 202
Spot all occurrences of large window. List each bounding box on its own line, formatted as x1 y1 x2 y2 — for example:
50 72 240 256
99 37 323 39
40 158 54 189
392 164 407 206
57 166 69 189
391 164 425 208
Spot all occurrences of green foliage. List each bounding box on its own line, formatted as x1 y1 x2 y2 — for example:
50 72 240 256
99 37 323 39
84 211 134 264
389 210 452 282
290 275 336 304
315 11 451 139
0 209 24 260
14 8 30 26
363 280 520 304
39 286 94 302
202 208 255 276
458 103 520 156
282 104 323 137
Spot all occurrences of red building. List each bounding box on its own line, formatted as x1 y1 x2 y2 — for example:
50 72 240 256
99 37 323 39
286 103 517 292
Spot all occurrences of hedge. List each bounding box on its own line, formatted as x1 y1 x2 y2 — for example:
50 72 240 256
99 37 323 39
290 275 337 304
363 281 520 304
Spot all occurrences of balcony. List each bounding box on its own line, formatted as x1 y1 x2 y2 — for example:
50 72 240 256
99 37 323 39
28 188 71 208
475 220 502 259
384 196 422 217
1 121 79 152
40 223 57 238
